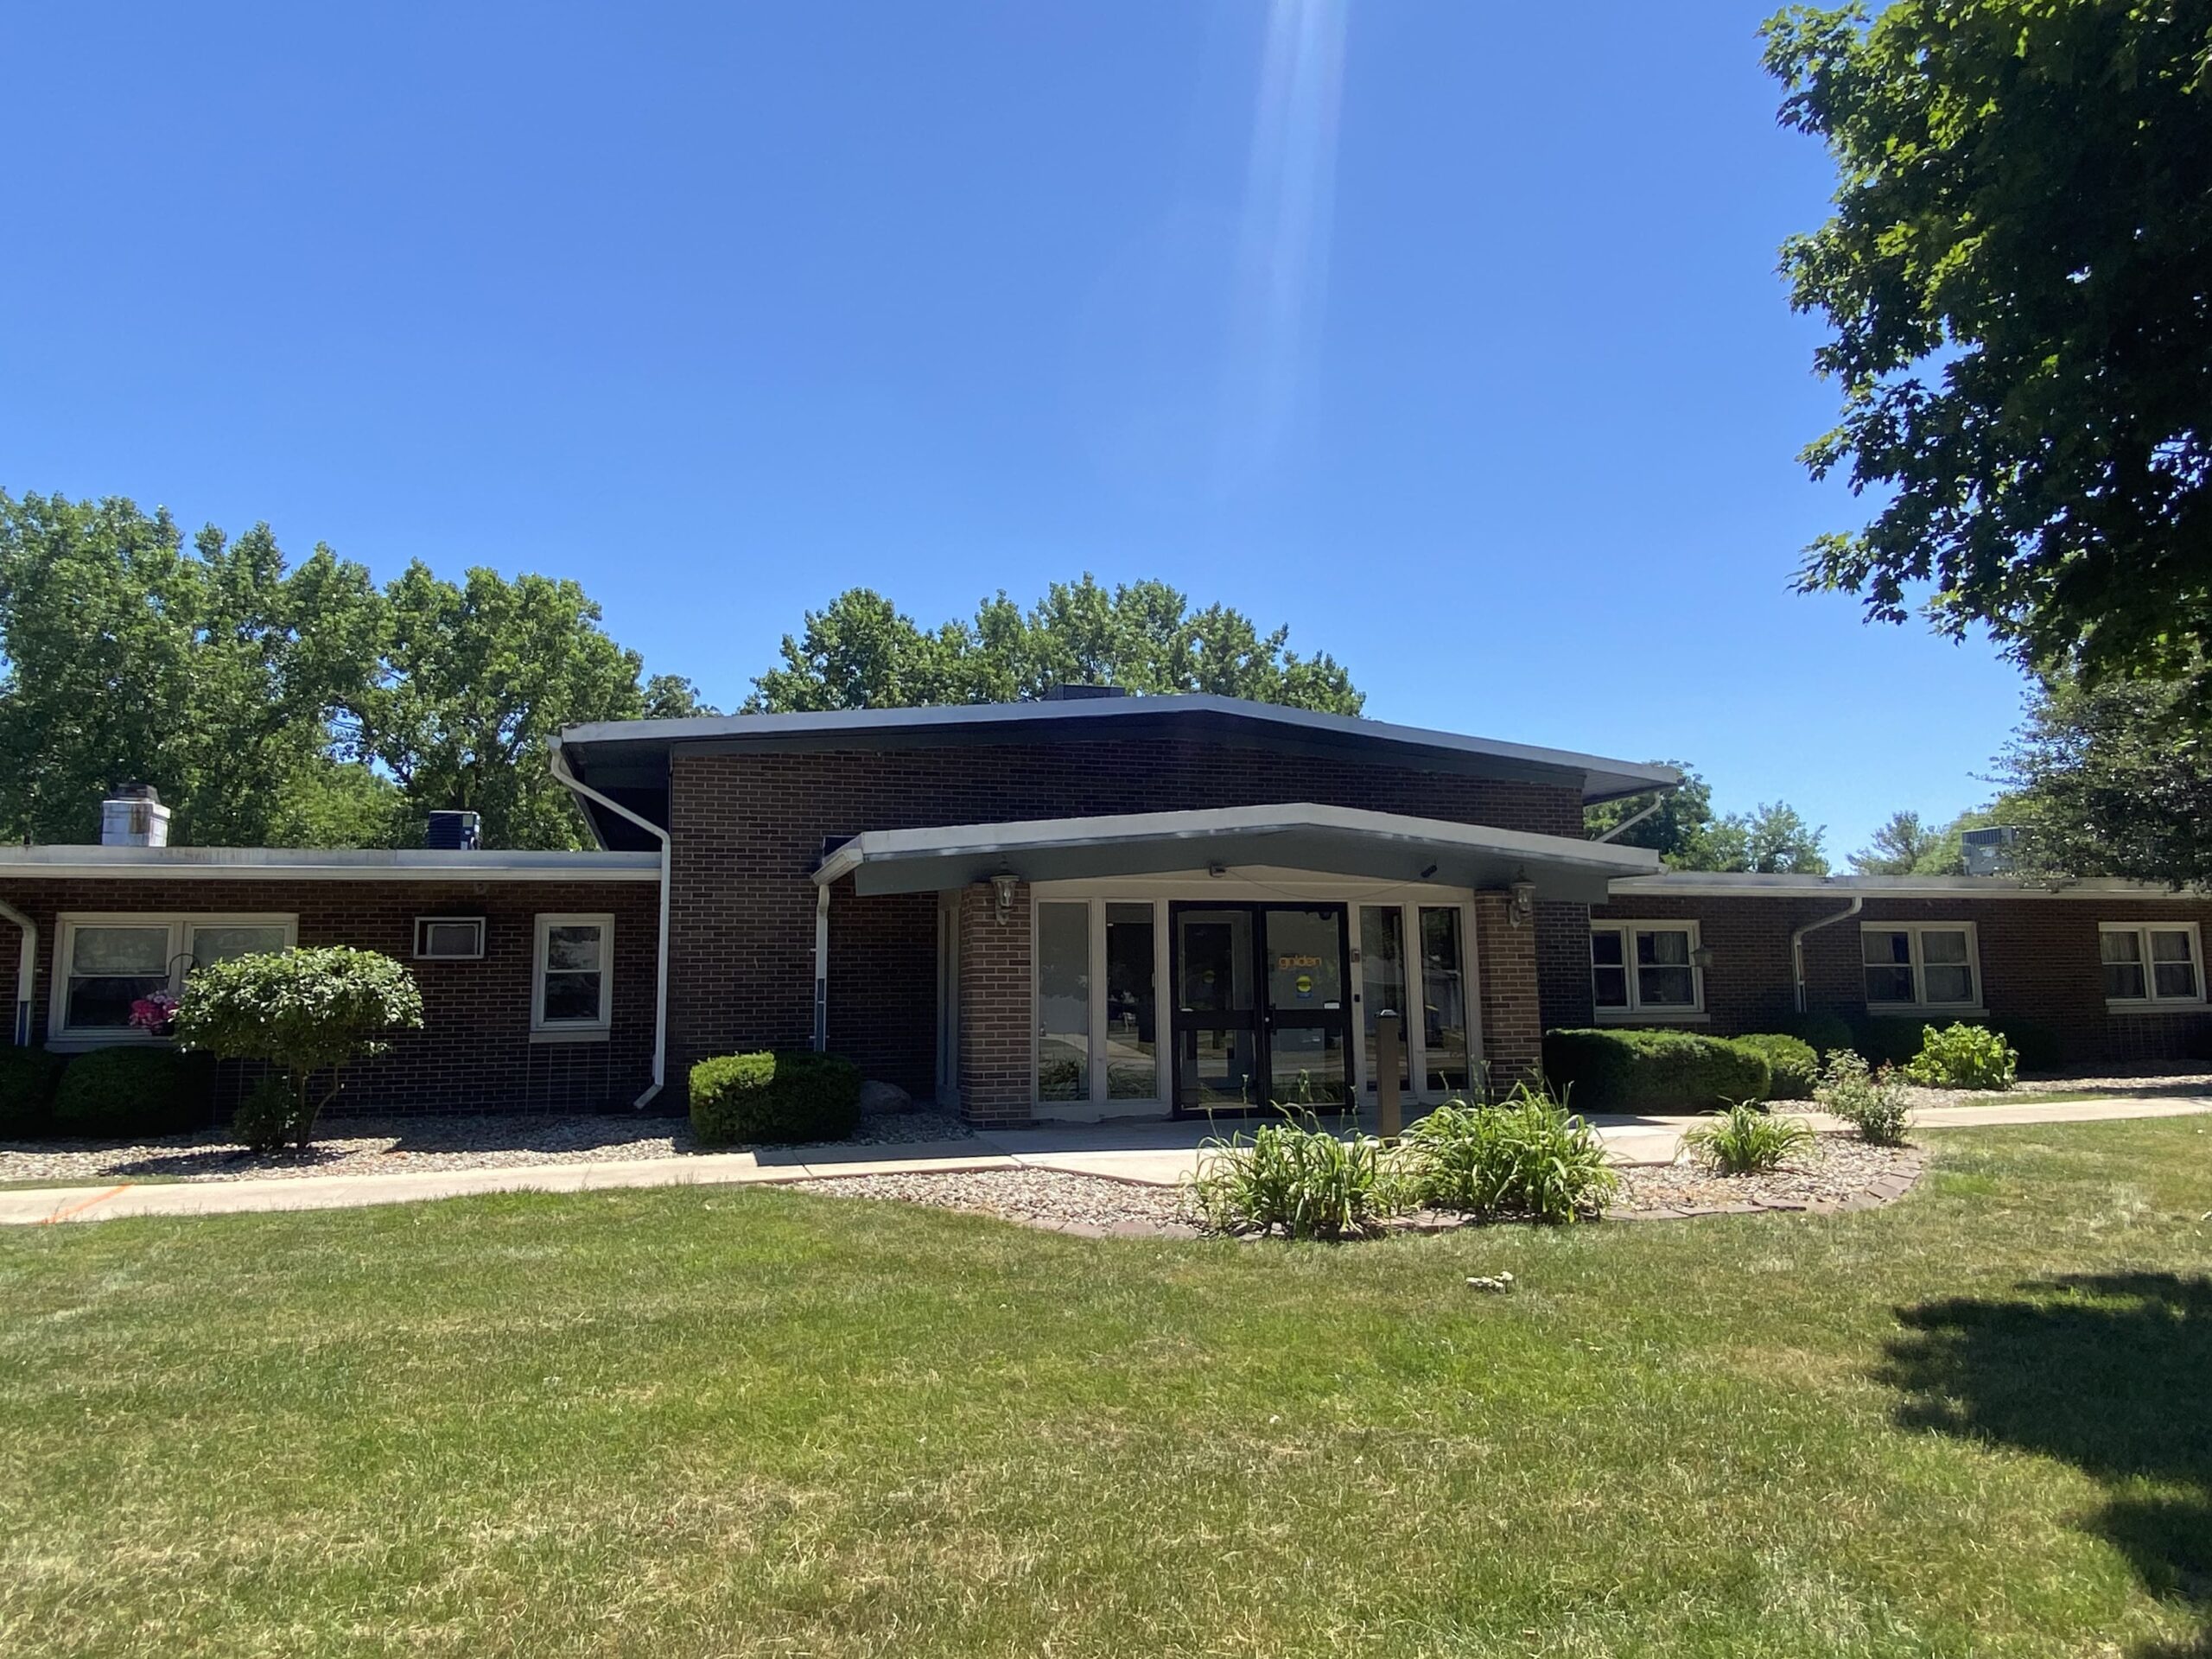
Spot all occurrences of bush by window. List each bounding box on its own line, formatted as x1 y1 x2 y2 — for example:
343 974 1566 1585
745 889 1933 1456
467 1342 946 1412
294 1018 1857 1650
1903 1022 2018 1091
1541 1028 1771 1112
51 1046 214 1139
690 1051 862 1147
1732 1033 1819 1100
0 1047 67 1138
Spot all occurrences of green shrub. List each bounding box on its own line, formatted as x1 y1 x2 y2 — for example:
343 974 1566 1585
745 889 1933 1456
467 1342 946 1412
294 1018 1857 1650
1733 1033 1819 1100
1904 1021 2018 1090
1775 1010 1856 1058
690 1051 862 1146
1186 1110 1402 1239
1996 1018 2066 1074
172 947 423 1150
1686 1100 1813 1174
1815 1051 1910 1145
1399 1086 1618 1224
1851 1018 1934 1067
0 1046 66 1137
1541 1028 1771 1112
232 1077 302 1155
50 1046 214 1138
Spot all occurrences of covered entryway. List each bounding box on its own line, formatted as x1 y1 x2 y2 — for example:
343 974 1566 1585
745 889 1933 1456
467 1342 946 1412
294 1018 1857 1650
1171 903 1352 1112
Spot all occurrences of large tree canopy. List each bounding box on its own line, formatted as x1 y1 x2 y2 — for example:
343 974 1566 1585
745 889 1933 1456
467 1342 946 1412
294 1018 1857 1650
1765 2 2212 685
748 576 1363 715
1586 763 1831 874
0 492 709 850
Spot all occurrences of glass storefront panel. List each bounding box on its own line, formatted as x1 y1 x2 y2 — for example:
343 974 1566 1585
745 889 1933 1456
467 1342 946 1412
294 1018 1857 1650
1104 903 1158 1099
1420 907 1470 1094
1358 906 1410 1091
1035 901 1090 1101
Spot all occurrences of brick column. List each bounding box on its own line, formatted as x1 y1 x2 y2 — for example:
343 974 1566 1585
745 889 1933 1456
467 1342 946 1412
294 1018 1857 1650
1473 892 1543 1096
956 880 1033 1127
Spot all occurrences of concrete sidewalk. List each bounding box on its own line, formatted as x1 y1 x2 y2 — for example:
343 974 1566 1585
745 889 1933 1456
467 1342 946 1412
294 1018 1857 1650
5 1096 2207 1227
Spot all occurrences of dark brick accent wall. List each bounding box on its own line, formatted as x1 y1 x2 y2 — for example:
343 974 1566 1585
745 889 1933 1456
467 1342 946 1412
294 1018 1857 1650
1586 893 2212 1065
956 880 1033 1124
0 876 658 1115
1473 892 1542 1090
1533 899 1595 1033
666 736 1588 1101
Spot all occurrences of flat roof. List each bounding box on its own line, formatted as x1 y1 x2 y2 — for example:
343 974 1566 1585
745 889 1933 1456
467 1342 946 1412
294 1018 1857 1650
558 694 1680 804
0 847 664 882
1611 872 2196 900
815 802 1660 905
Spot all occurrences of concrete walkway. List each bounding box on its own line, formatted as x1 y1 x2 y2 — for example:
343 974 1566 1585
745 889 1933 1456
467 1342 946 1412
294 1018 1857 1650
4 1096 2208 1227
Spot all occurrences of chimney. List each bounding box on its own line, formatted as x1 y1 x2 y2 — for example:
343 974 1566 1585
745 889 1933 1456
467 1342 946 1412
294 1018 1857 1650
425 810 481 851
101 784 171 848
1039 683 1131 702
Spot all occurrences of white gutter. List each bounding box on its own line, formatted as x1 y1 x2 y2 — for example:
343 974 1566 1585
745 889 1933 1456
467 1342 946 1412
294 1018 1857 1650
1790 895 1863 1015
0 897 35 1047
548 740 671 1111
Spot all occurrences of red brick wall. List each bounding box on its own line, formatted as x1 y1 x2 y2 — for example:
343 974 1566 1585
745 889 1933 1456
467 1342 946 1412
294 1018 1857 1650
0 876 659 1116
1473 891 1542 1090
956 880 1033 1124
666 737 1587 1100
1585 892 2212 1065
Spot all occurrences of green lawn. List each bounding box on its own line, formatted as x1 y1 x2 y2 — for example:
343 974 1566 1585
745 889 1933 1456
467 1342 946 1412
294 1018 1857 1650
2 1122 2207 1658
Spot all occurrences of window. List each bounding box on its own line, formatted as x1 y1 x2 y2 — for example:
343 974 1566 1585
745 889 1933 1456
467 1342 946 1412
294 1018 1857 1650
533 913 613 1034
1590 922 1703 1018
53 914 296 1040
1034 901 1090 1100
1419 906 1470 1091
1103 903 1157 1100
1861 923 1980 1010
2101 922 2204 1007
414 916 486 960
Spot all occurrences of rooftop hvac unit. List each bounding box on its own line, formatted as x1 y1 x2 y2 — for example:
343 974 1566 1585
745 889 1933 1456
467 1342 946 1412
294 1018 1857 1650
1961 824 2019 876
425 810 481 851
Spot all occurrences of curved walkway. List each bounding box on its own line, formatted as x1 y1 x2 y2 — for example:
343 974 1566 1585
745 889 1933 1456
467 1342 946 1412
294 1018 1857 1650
3 1096 2206 1227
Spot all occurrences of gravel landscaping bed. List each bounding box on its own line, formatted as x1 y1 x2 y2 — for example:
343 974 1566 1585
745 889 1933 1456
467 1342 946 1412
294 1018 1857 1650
0 1109 974 1186
1610 1135 1923 1217
793 1167 1198 1236
1904 1063 2212 1109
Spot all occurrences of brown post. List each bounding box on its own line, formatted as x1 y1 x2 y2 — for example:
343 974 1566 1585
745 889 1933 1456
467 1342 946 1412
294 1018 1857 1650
1373 1010 1403 1141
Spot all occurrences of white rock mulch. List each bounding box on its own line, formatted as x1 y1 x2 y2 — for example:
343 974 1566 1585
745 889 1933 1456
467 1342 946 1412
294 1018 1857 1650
1903 1063 2212 1111
791 1167 1198 1236
1610 1135 1923 1219
0 1109 974 1187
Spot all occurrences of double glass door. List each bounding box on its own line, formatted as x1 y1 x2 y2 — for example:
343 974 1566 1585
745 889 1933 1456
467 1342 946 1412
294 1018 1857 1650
1172 904 1350 1112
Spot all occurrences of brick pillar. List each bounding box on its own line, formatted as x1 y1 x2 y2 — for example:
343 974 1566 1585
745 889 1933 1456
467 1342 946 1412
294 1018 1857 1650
1473 892 1542 1096
956 880 1033 1127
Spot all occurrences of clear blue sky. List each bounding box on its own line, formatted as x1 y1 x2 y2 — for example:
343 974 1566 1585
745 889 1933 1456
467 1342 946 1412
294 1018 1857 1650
0 3 2027 861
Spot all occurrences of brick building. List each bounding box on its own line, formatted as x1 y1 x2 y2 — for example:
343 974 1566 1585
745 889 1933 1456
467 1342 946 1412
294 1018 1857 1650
3 690 2206 1124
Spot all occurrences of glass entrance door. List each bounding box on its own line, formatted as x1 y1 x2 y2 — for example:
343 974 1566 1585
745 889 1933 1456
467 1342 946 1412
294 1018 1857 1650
1172 904 1350 1113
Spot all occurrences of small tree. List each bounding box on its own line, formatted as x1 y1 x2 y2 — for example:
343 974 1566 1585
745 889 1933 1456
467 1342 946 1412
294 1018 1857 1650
172 947 423 1150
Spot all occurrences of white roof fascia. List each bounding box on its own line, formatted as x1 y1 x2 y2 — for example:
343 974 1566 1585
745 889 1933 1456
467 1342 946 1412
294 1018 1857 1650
1611 873 2200 900
0 847 664 882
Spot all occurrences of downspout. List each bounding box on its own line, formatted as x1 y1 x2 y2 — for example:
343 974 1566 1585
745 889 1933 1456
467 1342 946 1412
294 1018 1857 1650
0 897 35 1047
1789 895 1863 1014
813 884 830 1052
548 740 671 1111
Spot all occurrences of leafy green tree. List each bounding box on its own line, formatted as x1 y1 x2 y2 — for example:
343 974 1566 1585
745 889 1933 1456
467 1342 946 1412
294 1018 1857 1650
355 563 712 850
1702 802 1832 875
747 576 1363 714
0 493 382 845
1764 3 2212 689
1999 669 2212 885
173 947 423 1151
1585 764 1716 863
1851 810 1943 875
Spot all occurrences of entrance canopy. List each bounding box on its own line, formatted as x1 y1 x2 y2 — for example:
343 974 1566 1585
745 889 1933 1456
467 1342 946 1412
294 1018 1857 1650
812 802 1660 904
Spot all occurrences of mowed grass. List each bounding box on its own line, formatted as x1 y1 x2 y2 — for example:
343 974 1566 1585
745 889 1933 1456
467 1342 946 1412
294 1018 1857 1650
2 1122 2208 1657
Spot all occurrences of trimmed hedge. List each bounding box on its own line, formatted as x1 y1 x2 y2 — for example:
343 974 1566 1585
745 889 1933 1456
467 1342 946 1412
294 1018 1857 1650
50 1046 214 1139
1541 1028 1772 1112
1733 1032 1819 1100
0 1046 67 1138
1775 1010 1856 1058
690 1050 861 1147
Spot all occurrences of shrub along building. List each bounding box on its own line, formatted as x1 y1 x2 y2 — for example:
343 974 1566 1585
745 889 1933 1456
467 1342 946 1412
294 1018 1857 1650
1 690 2207 1126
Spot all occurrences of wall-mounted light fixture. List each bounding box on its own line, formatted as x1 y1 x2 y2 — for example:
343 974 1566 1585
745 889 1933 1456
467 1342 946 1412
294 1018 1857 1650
991 872 1019 925
1690 944 1715 971
1507 876 1537 929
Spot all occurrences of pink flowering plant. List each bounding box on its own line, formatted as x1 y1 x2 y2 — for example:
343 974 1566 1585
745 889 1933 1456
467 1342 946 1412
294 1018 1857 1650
127 990 181 1035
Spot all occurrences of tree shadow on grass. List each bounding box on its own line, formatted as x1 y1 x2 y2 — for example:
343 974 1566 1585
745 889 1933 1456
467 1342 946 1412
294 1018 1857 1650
1882 1274 2212 1658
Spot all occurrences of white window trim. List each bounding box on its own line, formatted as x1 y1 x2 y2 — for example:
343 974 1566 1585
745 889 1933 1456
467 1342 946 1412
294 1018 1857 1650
2099 920 2208 1011
532 912 614 1040
1590 919 1707 1023
413 915 486 961
1859 920 1985 1015
48 912 298 1048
